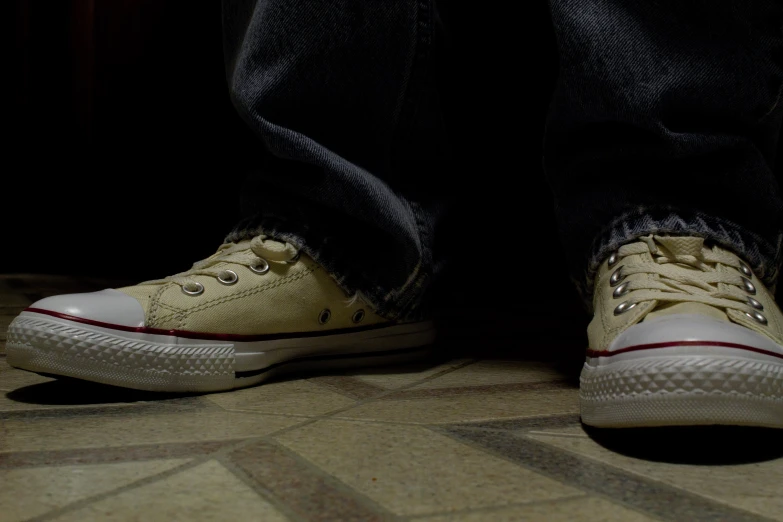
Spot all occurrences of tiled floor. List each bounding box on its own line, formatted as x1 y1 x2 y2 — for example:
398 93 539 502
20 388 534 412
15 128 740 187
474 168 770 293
2 275 783 521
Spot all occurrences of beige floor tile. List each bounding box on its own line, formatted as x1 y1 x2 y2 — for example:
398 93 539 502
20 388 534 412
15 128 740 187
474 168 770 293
206 379 355 416
410 360 566 390
275 419 580 516
0 459 189 522
419 496 656 522
350 359 470 390
335 389 578 424
0 410 301 452
528 430 783 521
0 358 55 392
52 460 289 522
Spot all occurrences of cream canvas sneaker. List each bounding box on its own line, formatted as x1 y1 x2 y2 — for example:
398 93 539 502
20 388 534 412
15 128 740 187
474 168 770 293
581 235 783 428
6 236 435 392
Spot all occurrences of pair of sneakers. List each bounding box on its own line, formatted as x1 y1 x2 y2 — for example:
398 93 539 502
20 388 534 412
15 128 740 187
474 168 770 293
7 234 783 428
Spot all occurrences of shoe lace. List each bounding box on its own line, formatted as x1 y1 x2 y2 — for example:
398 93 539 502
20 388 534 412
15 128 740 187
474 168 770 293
612 235 755 314
143 235 299 288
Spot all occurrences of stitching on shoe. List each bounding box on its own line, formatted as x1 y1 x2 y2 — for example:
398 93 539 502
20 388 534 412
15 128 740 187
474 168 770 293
154 264 318 323
146 284 170 328
155 301 185 315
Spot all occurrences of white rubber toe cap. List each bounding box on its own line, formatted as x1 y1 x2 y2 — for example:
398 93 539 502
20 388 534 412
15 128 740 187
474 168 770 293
609 313 781 354
28 289 146 327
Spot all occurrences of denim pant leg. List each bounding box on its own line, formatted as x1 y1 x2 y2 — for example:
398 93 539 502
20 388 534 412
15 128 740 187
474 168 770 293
221 0 449 321
545 0 783 304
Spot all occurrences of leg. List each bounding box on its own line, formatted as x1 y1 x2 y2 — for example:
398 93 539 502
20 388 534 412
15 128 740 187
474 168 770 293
546 0 783 427
223 0 450 321
546 0 783 300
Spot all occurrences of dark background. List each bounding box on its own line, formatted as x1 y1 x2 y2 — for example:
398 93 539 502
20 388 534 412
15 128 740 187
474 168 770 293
5 1 585 349
7 0 251 278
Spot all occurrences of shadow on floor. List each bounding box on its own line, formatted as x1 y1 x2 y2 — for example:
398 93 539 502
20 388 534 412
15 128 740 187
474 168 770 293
5 377 192 405
583 424 783 465
3 354 457 406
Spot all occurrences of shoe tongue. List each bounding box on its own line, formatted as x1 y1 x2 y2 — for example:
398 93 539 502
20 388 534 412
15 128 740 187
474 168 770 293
643 237 727 322
644 302 728 322
654 236 705 258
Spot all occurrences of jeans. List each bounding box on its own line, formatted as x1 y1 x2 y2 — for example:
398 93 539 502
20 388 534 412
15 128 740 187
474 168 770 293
223 0 783 320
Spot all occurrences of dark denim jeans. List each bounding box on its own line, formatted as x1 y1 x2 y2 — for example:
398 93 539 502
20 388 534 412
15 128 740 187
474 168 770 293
223 0 783 319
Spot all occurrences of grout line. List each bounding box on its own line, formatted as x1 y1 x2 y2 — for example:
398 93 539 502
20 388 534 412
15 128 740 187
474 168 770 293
305 358 478 401
382 379 576 400
226 439 402 522
186 405 589 430
0 440 245 470
0 395 215 421
259 358 479 438
307 375 387 400
403 494 589 520
437 427 772 522
210 408 324 419
433 413 583 433
527 431 588 438
212 411 581 429
429 428 658 520
209 407 580 426
26 438 265 522
215 455 312 522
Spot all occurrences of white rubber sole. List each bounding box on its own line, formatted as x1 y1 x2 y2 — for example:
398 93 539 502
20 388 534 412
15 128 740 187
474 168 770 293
6 311 436 392
580 347 783 428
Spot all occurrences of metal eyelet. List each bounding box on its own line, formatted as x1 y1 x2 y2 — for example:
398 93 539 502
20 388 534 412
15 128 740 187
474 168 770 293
250 258 270 274
739 262 752 277
612 282 630 299
742 277 756 295
607 252 619 268
182 281 204 296
318 309 331 325
613 301 637 315
609 266 625 287
217 269 238 285
747 297 763 310
745 310 768 325
287 251 301 264
352 309 365 324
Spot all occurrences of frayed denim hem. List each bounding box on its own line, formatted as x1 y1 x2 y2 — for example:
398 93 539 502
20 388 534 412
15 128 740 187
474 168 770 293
579 207 783 310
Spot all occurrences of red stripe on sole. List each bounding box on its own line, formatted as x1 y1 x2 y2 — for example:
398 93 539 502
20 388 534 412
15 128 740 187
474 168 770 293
586 340 783 361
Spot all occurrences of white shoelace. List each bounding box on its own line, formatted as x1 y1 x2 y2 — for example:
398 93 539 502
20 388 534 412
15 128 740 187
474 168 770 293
613 235 755 315
143 235 299 290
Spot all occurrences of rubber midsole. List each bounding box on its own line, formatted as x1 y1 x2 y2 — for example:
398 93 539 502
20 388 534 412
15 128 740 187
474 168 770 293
9 312 436 373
